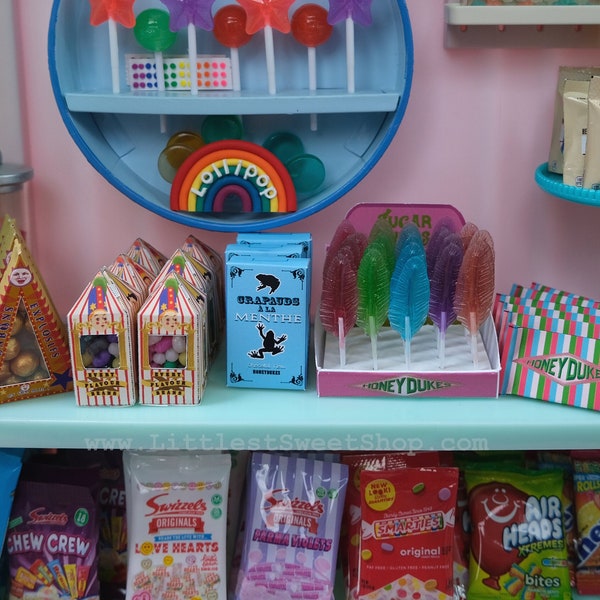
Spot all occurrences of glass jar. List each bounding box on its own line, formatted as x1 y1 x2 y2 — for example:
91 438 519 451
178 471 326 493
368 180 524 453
0 151 33 238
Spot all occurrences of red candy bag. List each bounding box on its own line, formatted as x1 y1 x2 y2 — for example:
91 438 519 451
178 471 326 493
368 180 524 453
341 452 440 599
358 466 459 600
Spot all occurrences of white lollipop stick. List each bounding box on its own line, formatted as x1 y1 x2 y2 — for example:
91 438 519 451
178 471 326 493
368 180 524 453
108 18 120 93
308 46 317 130
345 16 355 94
188 22 198 95
231 47 241 92
154 51 168 132
264 24 276 95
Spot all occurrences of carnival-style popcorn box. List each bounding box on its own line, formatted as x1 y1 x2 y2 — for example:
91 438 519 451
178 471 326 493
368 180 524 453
138 274 207 405
225 254 311 390
0 218 73 402
125 237 167 276
68 268 139 406
149 249 219 361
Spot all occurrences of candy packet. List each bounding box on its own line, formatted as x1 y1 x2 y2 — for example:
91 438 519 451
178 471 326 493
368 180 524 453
571 450 600 595
465 467 571 600
234 451 348 600
563 79 590 188
0 451 23 549
6 477 100 600
358 466 459 600
341 452 441 600
123 450 231 600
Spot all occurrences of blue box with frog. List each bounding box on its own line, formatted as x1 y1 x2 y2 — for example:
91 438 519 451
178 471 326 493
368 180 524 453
225 253 310 390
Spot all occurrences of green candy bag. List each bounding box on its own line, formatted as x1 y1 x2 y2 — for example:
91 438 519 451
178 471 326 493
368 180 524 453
465 467 572 600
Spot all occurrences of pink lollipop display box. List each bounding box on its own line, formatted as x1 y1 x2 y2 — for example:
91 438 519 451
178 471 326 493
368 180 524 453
314 203 501 398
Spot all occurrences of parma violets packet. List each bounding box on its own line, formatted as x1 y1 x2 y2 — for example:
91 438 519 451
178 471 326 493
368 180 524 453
234 452 348 600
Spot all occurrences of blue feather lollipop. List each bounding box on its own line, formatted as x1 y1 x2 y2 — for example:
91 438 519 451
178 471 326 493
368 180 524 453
389 254 430 368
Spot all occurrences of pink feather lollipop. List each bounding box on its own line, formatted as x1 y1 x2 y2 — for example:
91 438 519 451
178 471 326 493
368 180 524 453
89 0 136 93
236 0 296 94
213 5 252 92
291 4 332 130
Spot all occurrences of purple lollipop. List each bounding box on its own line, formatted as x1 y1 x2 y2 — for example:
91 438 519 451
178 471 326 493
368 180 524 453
327 0 374 93
160 0 218 95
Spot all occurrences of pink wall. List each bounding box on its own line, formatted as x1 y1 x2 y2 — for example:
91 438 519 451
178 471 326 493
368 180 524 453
13 1 600 318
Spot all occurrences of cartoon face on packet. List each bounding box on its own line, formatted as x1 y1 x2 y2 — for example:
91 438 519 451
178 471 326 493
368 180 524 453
469 482 528 590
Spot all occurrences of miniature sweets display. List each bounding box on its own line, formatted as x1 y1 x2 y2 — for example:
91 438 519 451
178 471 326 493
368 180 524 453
236 0 296 95
159 0 218 95
291 3 333 130
88 0 136 93
213 4 252 92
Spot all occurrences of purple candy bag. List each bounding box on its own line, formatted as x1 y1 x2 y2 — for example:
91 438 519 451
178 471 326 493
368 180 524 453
234 452 348 600
6 479 100 600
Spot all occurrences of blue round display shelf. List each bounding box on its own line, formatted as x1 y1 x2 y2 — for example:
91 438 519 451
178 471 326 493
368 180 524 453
535 163 600 207
48 0 413 232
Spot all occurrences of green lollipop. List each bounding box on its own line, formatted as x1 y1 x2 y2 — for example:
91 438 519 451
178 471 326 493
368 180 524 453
134 9 177 91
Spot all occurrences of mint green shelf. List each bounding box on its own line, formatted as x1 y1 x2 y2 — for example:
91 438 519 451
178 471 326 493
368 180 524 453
1 350 599 451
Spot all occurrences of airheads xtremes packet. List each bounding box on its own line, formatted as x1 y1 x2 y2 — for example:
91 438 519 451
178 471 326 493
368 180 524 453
123 450 231 600
465 467 571 600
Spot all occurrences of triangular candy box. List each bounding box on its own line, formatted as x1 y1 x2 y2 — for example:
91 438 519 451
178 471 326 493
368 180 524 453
0 218 73 403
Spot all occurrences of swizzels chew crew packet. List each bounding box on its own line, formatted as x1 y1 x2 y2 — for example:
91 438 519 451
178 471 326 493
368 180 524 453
7 479 100 600
465 467 571 600
235 452 348 600
358 466 459 600
123 451 231 600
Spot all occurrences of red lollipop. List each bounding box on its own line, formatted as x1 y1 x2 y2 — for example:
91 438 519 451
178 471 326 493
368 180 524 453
291 4 332 130
214 5 252 91
291 3 332 48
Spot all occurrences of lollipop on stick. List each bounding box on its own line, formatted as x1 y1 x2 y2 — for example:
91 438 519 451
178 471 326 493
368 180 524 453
214 5 252 92
291 4 332 130
237 0 296 95
134 9 177 132
327 0 374 93
89 0 136 93
160 0 217 95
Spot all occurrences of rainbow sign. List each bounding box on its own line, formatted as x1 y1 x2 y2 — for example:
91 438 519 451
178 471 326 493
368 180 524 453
170 140 297 214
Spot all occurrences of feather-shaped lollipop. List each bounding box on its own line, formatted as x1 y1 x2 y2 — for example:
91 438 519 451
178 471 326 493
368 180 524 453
454 229 495 367
395 222 422 259
389 254 430 368
357 244 390 369
339 231 368 270
320 246 358 367
429 233 463 368
323 218 356 277
368 218 396 274
426 217 458 279
459 221 479 252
